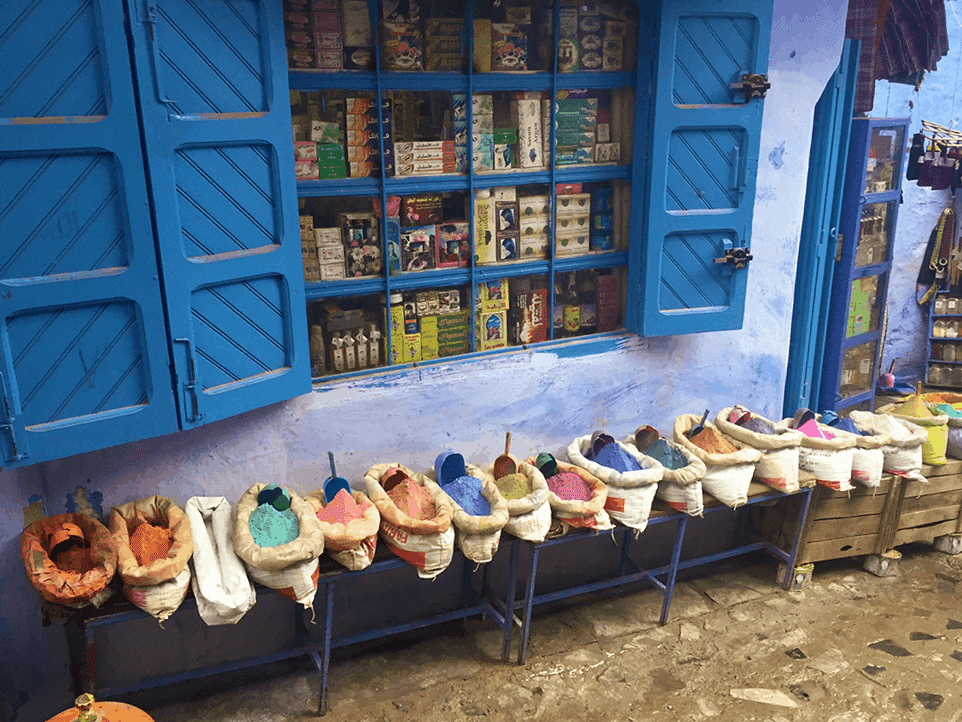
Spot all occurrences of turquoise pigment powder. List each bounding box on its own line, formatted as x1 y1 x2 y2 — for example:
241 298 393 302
644 438 687 470
445 476 491 517
249 503 300 547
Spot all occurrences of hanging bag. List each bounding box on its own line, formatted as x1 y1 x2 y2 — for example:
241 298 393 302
714 408 803 493
184 496 256 626
673 415 762 507
364 463 455 580
109 495 194 623
567 435 664 532
233 484 325 610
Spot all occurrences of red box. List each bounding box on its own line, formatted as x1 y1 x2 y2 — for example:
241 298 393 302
555 182 583 195
511 289 549 344
596 274 619 331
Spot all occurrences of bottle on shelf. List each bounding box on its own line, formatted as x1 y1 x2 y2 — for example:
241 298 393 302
578 272 597 335
563 273 581 337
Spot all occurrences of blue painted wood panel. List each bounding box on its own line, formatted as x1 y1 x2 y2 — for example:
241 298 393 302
629 0 771 337
0 0 179 468
128 0 310 428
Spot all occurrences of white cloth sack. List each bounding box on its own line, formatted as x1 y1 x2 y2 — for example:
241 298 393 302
483 458 552 543
714 409 803 493
673 416 761 508
775 418 856 492
428 464 509 564
365 463 455 580
567 436 664 532
850 410 927 482
623 435 707 516
185 496 256 626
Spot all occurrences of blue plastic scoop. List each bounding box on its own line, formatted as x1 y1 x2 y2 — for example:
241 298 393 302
323 451 351 503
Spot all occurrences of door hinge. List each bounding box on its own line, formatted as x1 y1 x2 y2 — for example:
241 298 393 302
730 73 771 101
174 338 204 424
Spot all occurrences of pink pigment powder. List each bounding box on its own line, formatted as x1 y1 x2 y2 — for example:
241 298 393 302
387 478 437 520
546 472 593 502
316 489 365 524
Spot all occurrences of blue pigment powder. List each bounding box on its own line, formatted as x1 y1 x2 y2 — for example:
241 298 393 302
249 503 300 547
445 475 491 517
645 438 687 470
593 443 642 473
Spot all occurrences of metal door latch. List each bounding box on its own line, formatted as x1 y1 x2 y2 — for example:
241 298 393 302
730 73 771 101
714 247 753 269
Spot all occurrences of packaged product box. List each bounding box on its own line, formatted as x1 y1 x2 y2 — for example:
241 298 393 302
311 120 343 143
476 310 508 350
288 47 315 70
341 1 374 69
398 333 422 364
555 192 591 215
401 194 443 227
476 278 510 312
315 49 344 70
602 36 623 71
519 235 549 259
437 289 461 314
556 214 590 234
511 98 544 168
348 145 379 163
495 201 519 233
426 34 463 54
344 240 382 277
415 291 436 317
400 225 436 272
316 143 345 162
295 160 320 181
595 122 611 143
426 54 462 71
555 181 583 195
494 144 513 170
436 222 470 268
520 214 551 238
294 141 318 161
591 187 613 213
492 186 517 201
382 21 423 70
437 308 469 331
473 93 494 116
385 216 402 274
590 231 613 252
317 163 347 180
555 231 589 257
473 113 494 133
492 24 528 71
474 191 497 264
299 214 314 231
596 273 619 331
556 114 597 133
319 261 347 280
473 19 492 72
314 31 343 49
556 97 599 114
473 135 494 172
556 131 596 148
519 194 551 216
510 288 549 345
558 6 579 72
592 213 613 231
578 11 603 70
497 233 519 261
419 315 440 361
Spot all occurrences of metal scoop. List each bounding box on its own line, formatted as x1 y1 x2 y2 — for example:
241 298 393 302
633 425 659 453
685 409 710 439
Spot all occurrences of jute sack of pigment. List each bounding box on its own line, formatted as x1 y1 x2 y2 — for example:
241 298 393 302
527 457 613 534
233 483 325 610
109 495 193 622
673 415 762 507
714 409 803 493
877 402 950 467
364 462 455 580
567 436 664 532
483 456 552 543
813 414 890 489
921 392 962 460
185 496 256 626
773 417 856 492
305 489 380 572
849 410 926 482
21 513 118 609
427 463 509 564
621 435 707 516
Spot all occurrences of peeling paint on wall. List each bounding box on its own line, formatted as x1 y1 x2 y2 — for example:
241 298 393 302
769 141 786 169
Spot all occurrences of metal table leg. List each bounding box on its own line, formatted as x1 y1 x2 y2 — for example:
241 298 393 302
500 540 519 662
781 487 813 589
317 581 334 716
659 515 688 626
518 543 540 665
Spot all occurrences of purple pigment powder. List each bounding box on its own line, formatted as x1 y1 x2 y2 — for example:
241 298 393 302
593 443 642 473
644 438 687 470
742 417 777 435
249 503 300 547
445 476 491 517
546 472 593 501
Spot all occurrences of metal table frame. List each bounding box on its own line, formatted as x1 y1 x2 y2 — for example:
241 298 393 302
513 485 813 664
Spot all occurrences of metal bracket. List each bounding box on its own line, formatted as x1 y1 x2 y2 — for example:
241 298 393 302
173 338 204 423
730 73 771 101
714 246 754 270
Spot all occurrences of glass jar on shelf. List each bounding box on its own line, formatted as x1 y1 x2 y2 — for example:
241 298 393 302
932 343 943 360
935 296 948 315
929 365 944 385
949 297 960 315
953 366 962 387
935 320 947 337
949 321 960 338
945 343 957 362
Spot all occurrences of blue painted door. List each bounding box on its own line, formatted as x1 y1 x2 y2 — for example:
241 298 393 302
127 0 310 428
0 0 179 468
629 0 772 336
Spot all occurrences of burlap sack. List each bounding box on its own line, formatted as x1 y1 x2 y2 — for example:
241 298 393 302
21 513 118 609
109 495 193 622
185 496 256 626
427 464 509 564
567 436 664 531
877 402 950 466
305 490 380 571
774 418 857 492
673 415 761 507
528 458 613 533
622 436 706 515
483 457 552 543
849 410 926 481
714 409 803 493
364 463 455 580
234 484 325 608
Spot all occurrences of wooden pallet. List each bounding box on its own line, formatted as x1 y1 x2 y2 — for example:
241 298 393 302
751 460 962 565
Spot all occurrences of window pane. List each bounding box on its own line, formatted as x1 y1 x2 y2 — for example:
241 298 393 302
855 201 893 268
864 126 905 195
840 341 877 398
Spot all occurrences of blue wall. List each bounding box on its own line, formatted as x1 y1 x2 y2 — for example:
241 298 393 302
0 2 849 719
876 3 962 380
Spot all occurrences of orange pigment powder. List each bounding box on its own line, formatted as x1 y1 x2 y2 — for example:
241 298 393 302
129 522 173 566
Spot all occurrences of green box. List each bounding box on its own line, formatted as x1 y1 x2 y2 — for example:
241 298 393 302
437 310 471 330
316 163 347 180
494 127 517 144
555 131 596 147
555 115 597 132
556 98 598 114
316 143 345 162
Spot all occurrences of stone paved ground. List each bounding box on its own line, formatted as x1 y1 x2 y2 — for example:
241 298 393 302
136 544 962 722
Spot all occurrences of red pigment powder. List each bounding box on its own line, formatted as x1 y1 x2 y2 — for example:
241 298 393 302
54 544 94 574
129 522 173 566
316 489 365 524
546 472 593 502
387 478 436 520
689 426 738 454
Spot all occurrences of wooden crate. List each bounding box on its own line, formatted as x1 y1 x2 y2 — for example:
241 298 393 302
751 460 962 565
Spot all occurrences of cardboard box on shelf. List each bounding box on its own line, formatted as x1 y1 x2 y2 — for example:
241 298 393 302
519 235 549 259
476 278 510 312
476 310 508 350
520 214 551 238
510 288 549 345
519 195 551 216
556 193 591 215
555 231 589 257
492 24 528 71
400 225 436 272
295 160 320 181
474 191 497 264
437 222 470 268
473 19 492 72
596 273 619 331
556 214 590 234
511 98 544 168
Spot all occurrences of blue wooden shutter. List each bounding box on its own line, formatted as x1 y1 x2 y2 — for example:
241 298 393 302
127 0 310 429
0 0 179 468
627 0 772 336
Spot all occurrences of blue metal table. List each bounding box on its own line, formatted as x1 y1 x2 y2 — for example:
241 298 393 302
513 482 813 664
